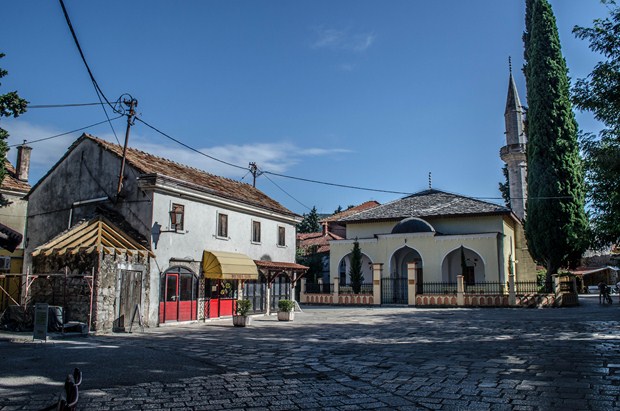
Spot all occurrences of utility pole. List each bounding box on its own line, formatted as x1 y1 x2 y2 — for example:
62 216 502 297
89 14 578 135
116 98 138 199
249 162 258 187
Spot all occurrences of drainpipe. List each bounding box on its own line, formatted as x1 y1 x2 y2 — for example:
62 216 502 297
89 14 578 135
68 197 109 229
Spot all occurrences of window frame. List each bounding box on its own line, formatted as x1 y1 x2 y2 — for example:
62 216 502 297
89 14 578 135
277 225 286 247
217 212 229 239
251 220 261 244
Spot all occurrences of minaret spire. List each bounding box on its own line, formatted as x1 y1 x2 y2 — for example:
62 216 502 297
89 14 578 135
500 60 528 220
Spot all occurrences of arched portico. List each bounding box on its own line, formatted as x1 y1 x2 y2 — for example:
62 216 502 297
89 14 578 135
383 246 423 304
337 253 373 287
441 246 486 284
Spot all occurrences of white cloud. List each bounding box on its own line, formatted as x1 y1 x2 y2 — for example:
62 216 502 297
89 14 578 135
3 120 352 185
311 27 376 52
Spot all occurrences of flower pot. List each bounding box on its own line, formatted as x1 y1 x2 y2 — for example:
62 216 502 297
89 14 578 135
233 315 251 327
277 311 294 321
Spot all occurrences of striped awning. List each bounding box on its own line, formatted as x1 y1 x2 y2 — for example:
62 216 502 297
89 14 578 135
202 250 258 280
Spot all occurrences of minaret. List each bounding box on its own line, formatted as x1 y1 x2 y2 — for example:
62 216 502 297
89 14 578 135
500 58 527 220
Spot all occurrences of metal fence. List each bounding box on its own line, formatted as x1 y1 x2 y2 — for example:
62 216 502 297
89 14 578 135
464 282 507 295
515 281 554 294
305 283 334 294
339 283 374 295
381 276 408 304
419 282 457 295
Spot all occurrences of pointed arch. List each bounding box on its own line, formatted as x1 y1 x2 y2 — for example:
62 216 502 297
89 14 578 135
441 246 486 284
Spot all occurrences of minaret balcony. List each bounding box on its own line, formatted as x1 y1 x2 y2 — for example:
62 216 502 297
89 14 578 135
500 143 526 160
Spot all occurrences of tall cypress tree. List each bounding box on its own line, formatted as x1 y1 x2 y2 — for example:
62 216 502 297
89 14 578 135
523 0 588 279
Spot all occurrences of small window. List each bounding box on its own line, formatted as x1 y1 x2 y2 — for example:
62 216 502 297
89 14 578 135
278 226 286 247
170 204 185 231
217 213 228 238
252 221 261 243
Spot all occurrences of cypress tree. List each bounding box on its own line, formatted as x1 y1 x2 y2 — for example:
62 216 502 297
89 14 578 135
349 240 364 294
523 0 588 279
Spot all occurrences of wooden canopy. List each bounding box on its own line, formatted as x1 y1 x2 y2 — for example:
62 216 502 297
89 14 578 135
32 216 154 258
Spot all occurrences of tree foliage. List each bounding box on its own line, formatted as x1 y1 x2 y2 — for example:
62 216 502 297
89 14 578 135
0 53 28 189
523 0 588 278
349 240 364 293
572 1 620 246
499 165 511 208
296 245 324 283
297 206 321 233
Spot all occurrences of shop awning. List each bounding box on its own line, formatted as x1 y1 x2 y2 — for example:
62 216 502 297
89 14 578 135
202 250 259 280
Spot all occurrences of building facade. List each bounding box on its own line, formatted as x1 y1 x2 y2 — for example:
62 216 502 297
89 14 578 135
24 134 303 331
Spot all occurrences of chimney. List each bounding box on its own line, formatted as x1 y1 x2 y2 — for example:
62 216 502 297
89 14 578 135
16 142 32 182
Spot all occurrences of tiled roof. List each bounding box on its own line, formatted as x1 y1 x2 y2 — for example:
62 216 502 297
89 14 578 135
297 231 343 254
80 134 297 217
1 161 30 194
320 201 380 223
254 260 308 271
339 189 511 223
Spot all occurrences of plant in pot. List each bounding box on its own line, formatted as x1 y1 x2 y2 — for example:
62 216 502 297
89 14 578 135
277 299 295 321
233 299 252 327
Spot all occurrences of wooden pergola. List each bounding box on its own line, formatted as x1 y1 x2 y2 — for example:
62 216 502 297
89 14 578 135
254 260 308 315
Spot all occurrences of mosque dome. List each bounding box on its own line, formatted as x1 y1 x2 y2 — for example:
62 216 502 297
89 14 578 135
391 217 435 234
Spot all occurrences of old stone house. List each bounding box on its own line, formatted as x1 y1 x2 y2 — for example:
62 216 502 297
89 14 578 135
24 133 306 332
0 143 31 310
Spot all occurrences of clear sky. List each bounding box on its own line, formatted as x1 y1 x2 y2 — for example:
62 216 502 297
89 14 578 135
0 1 609 216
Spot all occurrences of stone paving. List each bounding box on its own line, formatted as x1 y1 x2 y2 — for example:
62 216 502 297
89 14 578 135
1 295 620 410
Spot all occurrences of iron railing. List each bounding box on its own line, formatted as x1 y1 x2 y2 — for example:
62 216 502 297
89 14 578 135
381 277 408 305
464 282 508 295
515 281 554 294
339 283 374 295
418 282 457 295
305 283 333 294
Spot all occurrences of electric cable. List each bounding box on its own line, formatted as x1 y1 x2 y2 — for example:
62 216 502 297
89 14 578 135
29 102 103 109
58 0 122 146
8 116 124 147
260 171 312 212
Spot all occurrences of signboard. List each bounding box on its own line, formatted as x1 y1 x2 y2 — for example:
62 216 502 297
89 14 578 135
33 303 49 341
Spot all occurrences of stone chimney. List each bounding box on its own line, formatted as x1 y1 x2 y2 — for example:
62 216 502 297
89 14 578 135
16 142 32 182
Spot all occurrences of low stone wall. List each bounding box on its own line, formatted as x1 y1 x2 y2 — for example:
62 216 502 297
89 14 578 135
305 293 374 305
415 295 458 306
338 294 373 305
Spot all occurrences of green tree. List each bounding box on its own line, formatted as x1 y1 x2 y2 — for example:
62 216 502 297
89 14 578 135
297 206 321 233
296 245 324 283
572 1 620 246
349 240 364 294
0 53 28 191
523 0 588 280
333 205 343 214
498 165 511 208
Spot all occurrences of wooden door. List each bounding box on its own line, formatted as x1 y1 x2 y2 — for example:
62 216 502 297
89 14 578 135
118 270 142 330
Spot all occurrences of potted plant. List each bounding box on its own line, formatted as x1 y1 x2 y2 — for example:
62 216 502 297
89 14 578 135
277 299 295 321
233 299 252 327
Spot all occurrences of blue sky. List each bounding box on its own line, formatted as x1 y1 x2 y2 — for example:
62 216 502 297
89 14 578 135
0 1 609 216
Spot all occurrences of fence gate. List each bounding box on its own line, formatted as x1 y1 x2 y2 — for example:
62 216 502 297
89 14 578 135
381 276 408 305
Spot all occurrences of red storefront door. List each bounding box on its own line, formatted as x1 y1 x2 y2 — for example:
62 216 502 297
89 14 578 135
162 273 179 321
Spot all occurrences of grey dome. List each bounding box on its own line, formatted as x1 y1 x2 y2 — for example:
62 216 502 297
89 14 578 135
391 217 434 234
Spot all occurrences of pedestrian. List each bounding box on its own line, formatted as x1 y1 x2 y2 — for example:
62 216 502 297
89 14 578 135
598 281 607 304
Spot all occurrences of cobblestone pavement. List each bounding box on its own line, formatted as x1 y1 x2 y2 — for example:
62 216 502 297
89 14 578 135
1 295 620 410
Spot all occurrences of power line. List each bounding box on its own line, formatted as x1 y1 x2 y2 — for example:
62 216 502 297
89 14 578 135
8 116 124 148
135 117 248 171
261 170 311 212
261 170 414 196
29 102 103 109
58 0 122 146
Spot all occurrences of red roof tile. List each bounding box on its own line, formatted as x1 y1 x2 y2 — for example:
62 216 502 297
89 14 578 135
297 231 343 254
82 134 297 217
1 160 30 194
320 201 380 223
